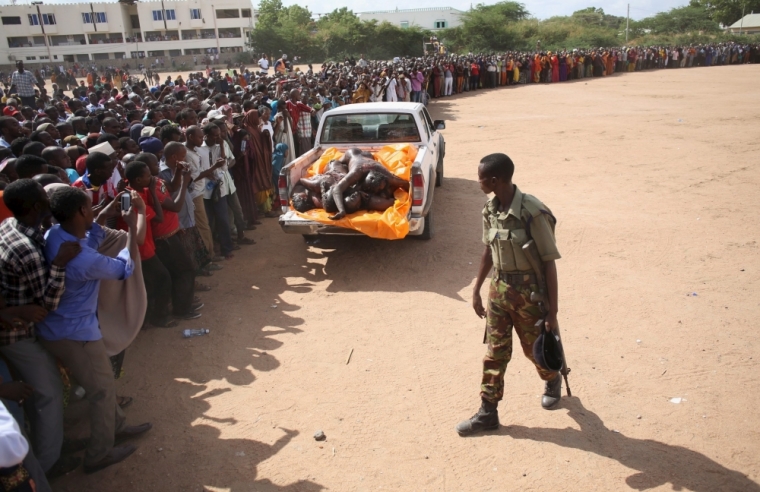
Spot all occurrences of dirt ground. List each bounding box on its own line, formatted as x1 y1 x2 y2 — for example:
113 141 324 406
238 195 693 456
53 65 760 491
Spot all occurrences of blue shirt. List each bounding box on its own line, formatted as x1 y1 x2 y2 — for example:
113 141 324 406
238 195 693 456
65 168 79 183
37 223 133 341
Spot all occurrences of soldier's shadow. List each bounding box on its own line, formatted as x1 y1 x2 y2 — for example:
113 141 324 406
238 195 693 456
499 397 759 491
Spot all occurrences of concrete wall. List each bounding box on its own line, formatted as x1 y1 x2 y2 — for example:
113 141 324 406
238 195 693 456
0 0 255 64
357 7 463 31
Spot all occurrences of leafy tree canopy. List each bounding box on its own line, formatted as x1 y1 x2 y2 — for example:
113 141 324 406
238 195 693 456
634 5 721 34
690 0 760 26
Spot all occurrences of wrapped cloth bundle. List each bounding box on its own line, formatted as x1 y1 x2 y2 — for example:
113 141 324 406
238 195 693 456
294 144 417 240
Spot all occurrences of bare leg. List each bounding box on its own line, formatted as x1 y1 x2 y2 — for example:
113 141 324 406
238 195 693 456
366 195 397 211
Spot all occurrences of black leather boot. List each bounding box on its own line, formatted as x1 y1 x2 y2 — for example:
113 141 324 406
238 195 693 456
456 398 499 436
541 375 562 409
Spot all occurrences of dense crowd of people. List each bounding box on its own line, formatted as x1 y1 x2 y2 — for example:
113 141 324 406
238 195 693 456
0 38 756 488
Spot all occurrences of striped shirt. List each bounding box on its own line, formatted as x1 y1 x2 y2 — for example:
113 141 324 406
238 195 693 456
9 71 38 97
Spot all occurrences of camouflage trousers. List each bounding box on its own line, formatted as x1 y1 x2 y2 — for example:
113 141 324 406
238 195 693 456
480 277 558 404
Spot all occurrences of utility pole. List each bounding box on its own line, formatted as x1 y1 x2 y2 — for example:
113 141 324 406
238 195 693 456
31 1 53 65
739 2 746 34
626 3 630 43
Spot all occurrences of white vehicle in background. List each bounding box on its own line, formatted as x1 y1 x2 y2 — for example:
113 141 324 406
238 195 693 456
277 102 446 240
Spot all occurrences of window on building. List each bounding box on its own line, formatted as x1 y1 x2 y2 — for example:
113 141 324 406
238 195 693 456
190 8 201 20
131 15 140 29
434 20 447 29
42 13 56 25
1 16 22 25
82 12 92 24
26 56 37 61
95 12 107 23
93 53 109 60
241 9 252 18
76 54 89 62
114 52 125 59
32 36 45 46
152 10 163 21
28 14 39 26
400 21 409 28
148 50 165 57
7 36 29 48
216 9 239 18
168 49 181 56
165 9 176 20
39 55 50 60
218 27 241 38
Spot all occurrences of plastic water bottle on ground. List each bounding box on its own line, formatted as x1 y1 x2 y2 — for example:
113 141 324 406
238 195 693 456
183 328 210 338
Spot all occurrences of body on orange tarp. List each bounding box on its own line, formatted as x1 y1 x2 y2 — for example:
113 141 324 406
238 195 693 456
294 144 418 240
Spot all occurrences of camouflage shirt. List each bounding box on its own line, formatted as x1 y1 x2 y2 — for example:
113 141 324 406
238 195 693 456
482 185 561 272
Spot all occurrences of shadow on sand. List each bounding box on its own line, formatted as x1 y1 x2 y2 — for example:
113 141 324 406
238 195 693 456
492 397 760 491
293 176 484 301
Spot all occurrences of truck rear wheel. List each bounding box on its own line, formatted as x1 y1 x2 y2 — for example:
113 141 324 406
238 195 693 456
417 211 433 240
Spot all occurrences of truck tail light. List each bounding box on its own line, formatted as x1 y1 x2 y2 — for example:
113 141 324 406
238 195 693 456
412 174 424 206
278 175 289 208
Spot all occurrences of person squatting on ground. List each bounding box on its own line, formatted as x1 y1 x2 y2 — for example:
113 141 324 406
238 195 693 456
456 153 563 437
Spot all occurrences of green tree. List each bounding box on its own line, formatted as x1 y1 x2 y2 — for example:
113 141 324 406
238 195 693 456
690 0 760 26
446 1 529 51
315 8 368 59
571 7 625 29
248 0 315 59
256 0 284 26
636 5 720 34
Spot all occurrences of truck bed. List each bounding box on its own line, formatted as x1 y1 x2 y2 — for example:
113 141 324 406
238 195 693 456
278 144 428 237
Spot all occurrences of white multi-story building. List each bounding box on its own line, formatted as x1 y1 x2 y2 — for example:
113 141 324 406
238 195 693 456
357 7 463 31
0 0 256 65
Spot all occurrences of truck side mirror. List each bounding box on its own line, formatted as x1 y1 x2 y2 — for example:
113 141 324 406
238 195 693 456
434 120 446 130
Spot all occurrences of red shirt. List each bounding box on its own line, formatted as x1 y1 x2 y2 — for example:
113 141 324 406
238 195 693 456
0 191 13 224
286 101 312 133
120 187 156 260
72 175 116 207
150 179 179 239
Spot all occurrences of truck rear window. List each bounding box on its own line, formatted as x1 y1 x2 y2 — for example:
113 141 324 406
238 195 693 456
319 113 421 144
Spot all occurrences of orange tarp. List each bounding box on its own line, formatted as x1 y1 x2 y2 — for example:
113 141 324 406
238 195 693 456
294 144 417 240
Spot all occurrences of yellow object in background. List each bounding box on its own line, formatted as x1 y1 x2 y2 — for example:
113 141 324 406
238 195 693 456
295 144 418 240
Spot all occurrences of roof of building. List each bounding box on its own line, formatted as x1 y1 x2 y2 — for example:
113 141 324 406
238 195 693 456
358 7 463 15
728 13 760 29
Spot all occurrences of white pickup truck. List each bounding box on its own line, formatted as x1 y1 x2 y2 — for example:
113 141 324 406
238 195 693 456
277 102 446 240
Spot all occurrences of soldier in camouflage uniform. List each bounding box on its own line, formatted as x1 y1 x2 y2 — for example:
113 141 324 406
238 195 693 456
457 153 562 437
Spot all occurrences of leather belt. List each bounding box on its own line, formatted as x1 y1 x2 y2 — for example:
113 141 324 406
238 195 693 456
495 271 537 285
154 228 180 242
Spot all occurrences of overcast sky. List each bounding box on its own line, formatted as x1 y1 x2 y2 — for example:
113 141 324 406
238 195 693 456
2 0 689 21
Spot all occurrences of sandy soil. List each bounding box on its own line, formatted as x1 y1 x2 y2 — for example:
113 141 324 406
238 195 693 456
53 65 760 491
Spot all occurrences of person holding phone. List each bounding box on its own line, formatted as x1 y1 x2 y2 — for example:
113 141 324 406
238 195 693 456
183 126 225 259
38 187 153 473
